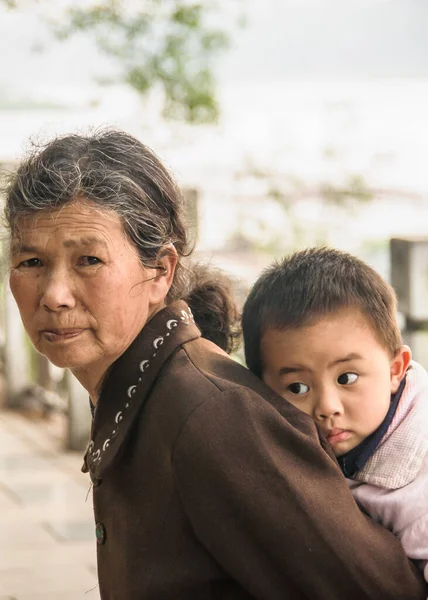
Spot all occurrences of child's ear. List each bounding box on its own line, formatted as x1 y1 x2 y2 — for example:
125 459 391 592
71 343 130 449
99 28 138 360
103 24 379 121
390 345 412 393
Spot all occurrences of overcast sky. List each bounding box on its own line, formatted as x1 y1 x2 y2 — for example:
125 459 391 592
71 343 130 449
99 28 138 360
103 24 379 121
0 0 427 108
222 0 428 80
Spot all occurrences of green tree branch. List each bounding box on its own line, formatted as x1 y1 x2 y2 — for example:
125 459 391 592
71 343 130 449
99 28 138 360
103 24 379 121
1 0 232 123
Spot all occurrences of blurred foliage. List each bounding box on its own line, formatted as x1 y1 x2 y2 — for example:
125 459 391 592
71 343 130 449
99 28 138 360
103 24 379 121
320 174 373 207
268 174 373 249
1 0 233 124
225 165 375 257
267 175 373 211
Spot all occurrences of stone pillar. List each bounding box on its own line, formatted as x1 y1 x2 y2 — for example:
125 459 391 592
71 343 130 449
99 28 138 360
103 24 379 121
183 188 199 249
65 370 91 451
390 237 428 368
3 283 31 405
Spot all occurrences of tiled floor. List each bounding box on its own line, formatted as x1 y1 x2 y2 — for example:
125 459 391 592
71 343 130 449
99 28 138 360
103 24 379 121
0 410 99 599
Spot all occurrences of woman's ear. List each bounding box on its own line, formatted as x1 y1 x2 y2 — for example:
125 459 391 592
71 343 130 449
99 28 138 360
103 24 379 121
390 345 412 393
147 245 178 307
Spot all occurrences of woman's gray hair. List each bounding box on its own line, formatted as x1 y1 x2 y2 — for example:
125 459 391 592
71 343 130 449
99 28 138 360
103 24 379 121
4 128 190 301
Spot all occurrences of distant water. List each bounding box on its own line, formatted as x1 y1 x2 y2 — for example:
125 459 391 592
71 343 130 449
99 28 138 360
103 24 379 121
1 78 427 267
1 79 428 181
178 78 428 192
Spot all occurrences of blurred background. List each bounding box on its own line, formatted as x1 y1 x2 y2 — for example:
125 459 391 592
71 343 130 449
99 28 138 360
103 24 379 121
1 1 428 597
2 0 428 279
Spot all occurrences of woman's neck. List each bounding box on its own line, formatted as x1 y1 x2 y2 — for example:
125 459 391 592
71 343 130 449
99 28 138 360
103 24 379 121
71 361 111 405
72 305 166 404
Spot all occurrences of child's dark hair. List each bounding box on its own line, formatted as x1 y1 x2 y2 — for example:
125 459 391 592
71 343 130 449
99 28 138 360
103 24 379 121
242 247 402 377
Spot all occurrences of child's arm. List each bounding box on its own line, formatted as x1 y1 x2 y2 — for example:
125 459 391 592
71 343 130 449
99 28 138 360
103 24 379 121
400 514 428 584
349 456 428 583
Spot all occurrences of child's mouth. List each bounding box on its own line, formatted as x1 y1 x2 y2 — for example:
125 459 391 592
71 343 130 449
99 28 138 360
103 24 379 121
327 429 351 445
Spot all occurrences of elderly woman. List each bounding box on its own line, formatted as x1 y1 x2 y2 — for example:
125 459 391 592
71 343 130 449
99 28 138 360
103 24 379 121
5 130 426 600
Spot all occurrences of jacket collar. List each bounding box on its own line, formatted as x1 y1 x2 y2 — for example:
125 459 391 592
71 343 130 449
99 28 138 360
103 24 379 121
338 376 405 478
354 361 428 489
82 301 200 478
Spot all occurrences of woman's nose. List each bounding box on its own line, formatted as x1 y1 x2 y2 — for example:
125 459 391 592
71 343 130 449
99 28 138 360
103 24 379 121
40 271 77 312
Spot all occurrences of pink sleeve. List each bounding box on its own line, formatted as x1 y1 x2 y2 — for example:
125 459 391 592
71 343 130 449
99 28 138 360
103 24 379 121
399 514 428 583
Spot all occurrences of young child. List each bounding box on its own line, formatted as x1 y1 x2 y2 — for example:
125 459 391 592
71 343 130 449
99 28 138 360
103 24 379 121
242 247 428 582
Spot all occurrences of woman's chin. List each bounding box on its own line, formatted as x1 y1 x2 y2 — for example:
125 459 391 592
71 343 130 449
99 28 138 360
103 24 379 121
40 349 89 370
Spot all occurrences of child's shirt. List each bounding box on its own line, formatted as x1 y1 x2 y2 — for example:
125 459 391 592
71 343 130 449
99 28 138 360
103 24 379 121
347 360 428 582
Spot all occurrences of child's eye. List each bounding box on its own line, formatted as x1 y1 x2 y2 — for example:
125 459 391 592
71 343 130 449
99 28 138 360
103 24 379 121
287 382 309 395
337 372 358 385
18 258 42 268
78 256 102 266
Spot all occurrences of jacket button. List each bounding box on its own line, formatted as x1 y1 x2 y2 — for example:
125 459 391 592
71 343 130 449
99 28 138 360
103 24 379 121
90 471 102 487
95 522 106 545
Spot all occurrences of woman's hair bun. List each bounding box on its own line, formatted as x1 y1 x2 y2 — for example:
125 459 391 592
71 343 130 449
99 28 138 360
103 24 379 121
184 262 241 355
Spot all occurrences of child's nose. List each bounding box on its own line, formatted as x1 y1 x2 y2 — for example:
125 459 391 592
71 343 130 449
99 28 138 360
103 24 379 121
314 387 343 420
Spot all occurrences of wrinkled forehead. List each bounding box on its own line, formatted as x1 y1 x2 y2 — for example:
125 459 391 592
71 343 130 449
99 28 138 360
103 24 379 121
10 199 124 249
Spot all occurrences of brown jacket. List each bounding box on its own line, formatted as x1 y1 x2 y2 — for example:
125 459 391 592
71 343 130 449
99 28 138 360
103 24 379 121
83 301 427 600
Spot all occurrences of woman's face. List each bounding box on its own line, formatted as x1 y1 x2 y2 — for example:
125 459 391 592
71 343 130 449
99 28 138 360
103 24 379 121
9 199 169 376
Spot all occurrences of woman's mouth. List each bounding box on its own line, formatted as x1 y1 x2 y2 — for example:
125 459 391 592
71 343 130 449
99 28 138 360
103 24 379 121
42 329 85 342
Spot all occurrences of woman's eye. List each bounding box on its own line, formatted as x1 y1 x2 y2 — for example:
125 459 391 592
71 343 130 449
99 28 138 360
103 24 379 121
287 382 309 395
79 256 101 266
18 258 42 268
338 372 358 385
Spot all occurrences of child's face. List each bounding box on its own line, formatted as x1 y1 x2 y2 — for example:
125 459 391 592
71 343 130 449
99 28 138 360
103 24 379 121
261 308 411 456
